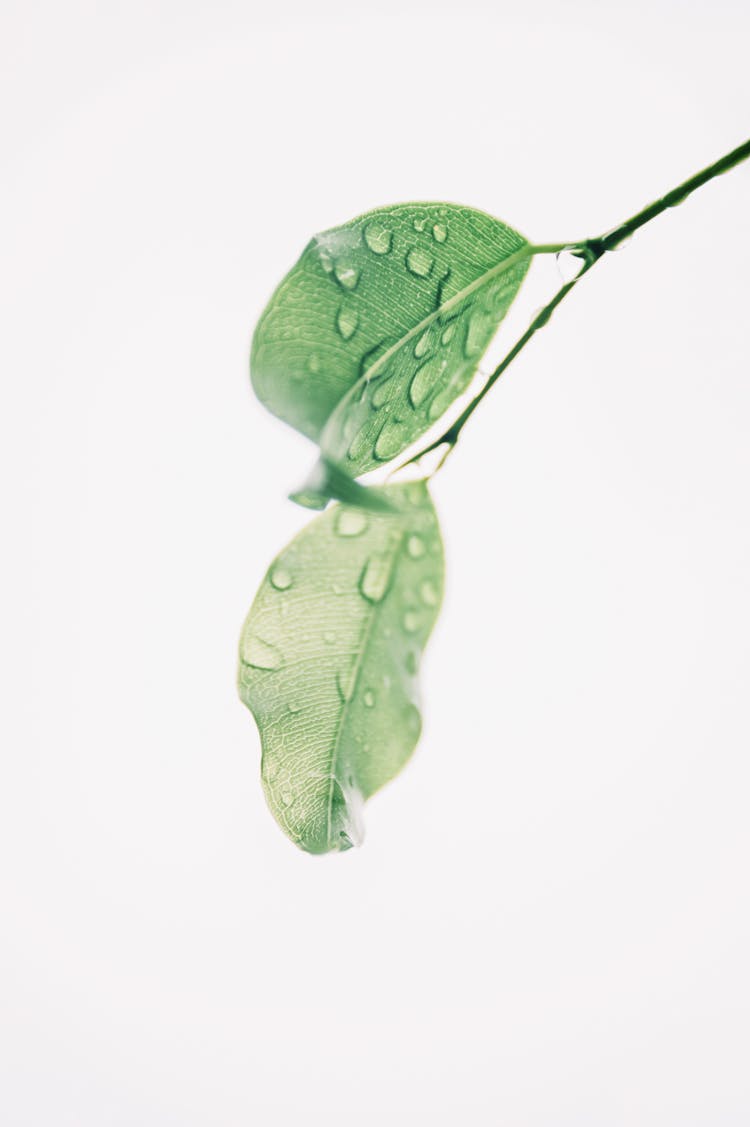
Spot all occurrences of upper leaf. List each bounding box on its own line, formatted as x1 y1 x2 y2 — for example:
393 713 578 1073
251 203 530 473
237 481 444 854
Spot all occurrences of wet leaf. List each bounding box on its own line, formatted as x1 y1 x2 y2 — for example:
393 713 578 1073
251 203 529 473
237 481 444 853
288 456 397 513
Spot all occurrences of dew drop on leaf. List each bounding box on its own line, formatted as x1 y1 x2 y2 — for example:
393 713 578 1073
413 329 431 359
346 425 371 462
403 703 421 736
403 610 420 633
371 377 394 409
335 508 368 537
270 566 293 590
409 356 446 410
336 304 359 340
375 420 407 461
432 222 448 243
243 635 284 671
464 312 489 357
427 383 456 421
406 247 434 277
318 249 334 274
334 262 360 290
363 222 392 255
420 579 439 606
363 690 376 708
359 552 393 603
407 534 425 558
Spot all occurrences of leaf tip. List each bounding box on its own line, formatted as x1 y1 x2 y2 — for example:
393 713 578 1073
293 779 365 856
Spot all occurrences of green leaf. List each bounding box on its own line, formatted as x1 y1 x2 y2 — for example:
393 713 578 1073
251 203 530 473
288 456 398 513
237 481 444 854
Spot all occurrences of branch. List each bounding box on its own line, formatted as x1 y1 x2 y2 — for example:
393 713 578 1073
402 136 750 473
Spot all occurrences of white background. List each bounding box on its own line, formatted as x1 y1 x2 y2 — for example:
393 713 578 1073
2 1 749 1123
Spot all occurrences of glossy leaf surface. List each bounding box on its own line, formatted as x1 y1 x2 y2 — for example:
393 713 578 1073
251 203 529 473
238 481 444 853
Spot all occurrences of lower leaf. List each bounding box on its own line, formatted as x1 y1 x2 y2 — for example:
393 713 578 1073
238 481 444 853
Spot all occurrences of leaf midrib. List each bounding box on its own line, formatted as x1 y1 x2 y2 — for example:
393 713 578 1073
324 527 406 849
322 242 532 448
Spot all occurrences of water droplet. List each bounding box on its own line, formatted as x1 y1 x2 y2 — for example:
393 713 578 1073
405 651 418 675
280 790 293 807
412 217 427 232
406 247 434 277
403 610 419 633
242 635 283 671
432 222 448 243
555 249 586 283
363 689 375 708
337 665 357 702
359 552 393 603
336 304 359 340
420 579 439 606
347 425 371 463
427 383 457 421
464 311 491 357
407 534 425 558
374 420 407 461
335 508 368 537
288 702 302 714
409 356 446 409
413 330 431 359
324 631 336 644
318 249 334 274
335 262 360 290
364 222 392 255
270 566 293 590
440 322 456 345
307 353 321 373
371 377 394 409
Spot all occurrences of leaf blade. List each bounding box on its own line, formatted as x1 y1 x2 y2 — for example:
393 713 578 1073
251 203 529 471
237 481 444 853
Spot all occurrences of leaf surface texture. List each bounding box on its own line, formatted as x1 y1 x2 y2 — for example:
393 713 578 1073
238 481 444 853
251 203 529 472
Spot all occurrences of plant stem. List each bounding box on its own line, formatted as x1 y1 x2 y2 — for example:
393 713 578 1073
404 136 750 472
591 136 750 254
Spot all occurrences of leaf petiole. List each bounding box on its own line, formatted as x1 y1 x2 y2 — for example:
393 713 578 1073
404 136 750 475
